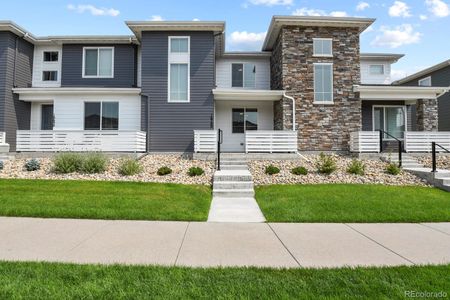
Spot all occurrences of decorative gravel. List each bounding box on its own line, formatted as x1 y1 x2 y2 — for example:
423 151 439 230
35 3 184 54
249 154 429 186
0 155 215 185
417 156 450 170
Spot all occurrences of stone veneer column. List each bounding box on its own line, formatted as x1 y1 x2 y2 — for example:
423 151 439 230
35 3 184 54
416 99 438 131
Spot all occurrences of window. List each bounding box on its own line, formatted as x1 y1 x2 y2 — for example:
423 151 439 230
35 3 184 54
369 64 385 75
232 108 258 133
314 63 333 103
373 106 406 139
313 38 332 57
42 71 58 81
231 63 256 88
84 102 119 130
168 37 190 102
43 51 58 62
418 76 432 86
83 47 114 78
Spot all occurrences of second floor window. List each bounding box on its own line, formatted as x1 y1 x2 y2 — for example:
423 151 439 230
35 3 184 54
168 36 190 102
43 51 58 62
232 63 256 88
42 71 58 81
314 63 333 103
83 47 114 78
419 76 432 86
369 65 385 75
313 38 333 57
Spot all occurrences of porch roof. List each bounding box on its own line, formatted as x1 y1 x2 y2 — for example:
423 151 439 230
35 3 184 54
212 89 285 101
353 85 449 101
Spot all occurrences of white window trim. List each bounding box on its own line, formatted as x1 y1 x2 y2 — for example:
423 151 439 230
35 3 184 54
418 76 432 87
230 62 257 89
82 47 115 79
83 101 120 130
369 64 385 75
43 51 60 63
372 105 407 140
313 38 333 57
168 36 190 103
313 63 334 104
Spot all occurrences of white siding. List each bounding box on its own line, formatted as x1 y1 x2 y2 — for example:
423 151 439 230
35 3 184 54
30 102 53 130
216 57 270 90
360 59 392 84
32 46 62 88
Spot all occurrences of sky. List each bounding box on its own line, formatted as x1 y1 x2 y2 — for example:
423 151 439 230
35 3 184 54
1 0 449 81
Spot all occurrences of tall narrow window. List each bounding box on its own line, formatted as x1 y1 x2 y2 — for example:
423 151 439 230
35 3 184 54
314 63 333 103
84 102 101 130
83 47 114 78
84 102 119 130
313 38 333 57
168 37 190 102
232 63 256 88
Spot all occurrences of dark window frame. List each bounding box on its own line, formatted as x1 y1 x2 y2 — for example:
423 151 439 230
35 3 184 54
232 108 258 134
42 71 58 82
84 101 119 131
43 51 59 62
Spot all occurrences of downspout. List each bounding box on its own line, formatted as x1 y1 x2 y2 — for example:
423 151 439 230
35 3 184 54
283 92 296 131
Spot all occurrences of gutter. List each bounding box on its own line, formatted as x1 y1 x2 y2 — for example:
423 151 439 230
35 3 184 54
283 92 296 131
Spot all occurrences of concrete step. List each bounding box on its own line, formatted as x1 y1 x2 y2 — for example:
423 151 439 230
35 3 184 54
219 157 247 162
220 165 248 170
212 189 255 198
213 181 254 190
433 172 450 180
220 160 247 165
214 170 253 182
207 197 266 223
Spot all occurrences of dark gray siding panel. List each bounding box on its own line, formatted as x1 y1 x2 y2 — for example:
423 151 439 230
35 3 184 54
400 65 450 130
61 44 137 87
361 100 406 131
141 31 215 152
0 32 33 151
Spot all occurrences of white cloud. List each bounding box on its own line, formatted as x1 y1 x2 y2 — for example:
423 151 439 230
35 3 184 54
425 0 450 17
193 18 200 21
391 69 409 81
356 2 370 11
228 31 267 51
247 0 293 6
292 8 349 17
150 15 164 21
371 24 421 48
67 4 120 17
388 1 412 17
420 14 428 20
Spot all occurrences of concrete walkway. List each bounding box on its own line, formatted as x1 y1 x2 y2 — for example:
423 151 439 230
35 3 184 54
1 217 450 268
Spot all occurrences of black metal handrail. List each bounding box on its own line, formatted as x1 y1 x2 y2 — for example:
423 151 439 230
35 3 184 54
378 130 403 167
217 129 223 170
431 142 450 172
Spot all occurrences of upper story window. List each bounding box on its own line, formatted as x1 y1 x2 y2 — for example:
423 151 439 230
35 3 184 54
168 36 190 102
42 71 58 82
232 63 256 88
369 64 385 75
418 76 432 86
313 38 333 57
84 102 119 130
43 51 59 62
314 63 333 103
83 47 114 78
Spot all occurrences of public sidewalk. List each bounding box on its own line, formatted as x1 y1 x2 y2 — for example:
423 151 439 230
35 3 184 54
1 217 449 268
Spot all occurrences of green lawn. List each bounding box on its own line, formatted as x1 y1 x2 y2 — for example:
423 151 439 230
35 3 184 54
0 262 448 299
0 179 211 221
255 184 450 223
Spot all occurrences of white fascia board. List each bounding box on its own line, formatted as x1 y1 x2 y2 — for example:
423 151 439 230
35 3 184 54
213 89 284 101
13 88 141 101
354 85 449 100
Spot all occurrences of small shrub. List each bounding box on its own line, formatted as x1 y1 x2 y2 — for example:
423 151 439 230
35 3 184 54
157 166 172 176
347 159 366 176
52 153 83 174
118 159 143 176
0 161 4 171
386 163 401 175
25 159 40 171
265 165 280 175
291 166 308 176
316 152 337 175
81 153 108 174
188 166 204 177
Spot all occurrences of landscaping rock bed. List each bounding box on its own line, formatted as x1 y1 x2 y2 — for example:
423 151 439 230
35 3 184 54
0 155 214 185
249 154 429 186
417 156 450 170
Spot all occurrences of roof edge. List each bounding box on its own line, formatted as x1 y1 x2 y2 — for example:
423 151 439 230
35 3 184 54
393 59 450 85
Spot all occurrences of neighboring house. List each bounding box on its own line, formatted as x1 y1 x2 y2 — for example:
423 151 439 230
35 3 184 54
0 16 448 154
394 60 450 131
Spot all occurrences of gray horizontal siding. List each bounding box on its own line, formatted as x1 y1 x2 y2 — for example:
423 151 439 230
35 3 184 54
141 31 215 152
0 32 33 151
61 44 137 87
400 65 450 131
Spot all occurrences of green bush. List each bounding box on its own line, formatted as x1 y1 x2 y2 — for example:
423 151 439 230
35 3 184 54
80 153 108 174
24 159 40 171
118 159 143 176
188 167 204 177
291 166 308 176
316 152 337 175
386 163 401 175
157 166 172 176
347 159 366 176
52 153 83 174
265 165 280 175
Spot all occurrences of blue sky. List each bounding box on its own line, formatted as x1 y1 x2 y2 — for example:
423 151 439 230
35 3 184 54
1 0 449 80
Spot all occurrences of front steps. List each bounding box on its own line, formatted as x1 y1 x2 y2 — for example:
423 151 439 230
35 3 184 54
380 153 423 169
208 155 265 223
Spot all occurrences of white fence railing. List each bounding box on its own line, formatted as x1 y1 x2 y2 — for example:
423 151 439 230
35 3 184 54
349 131 380 153
245 131 297 153
16 130 147 152
194 130 217 153
404 132 450 152
0 132 5 144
